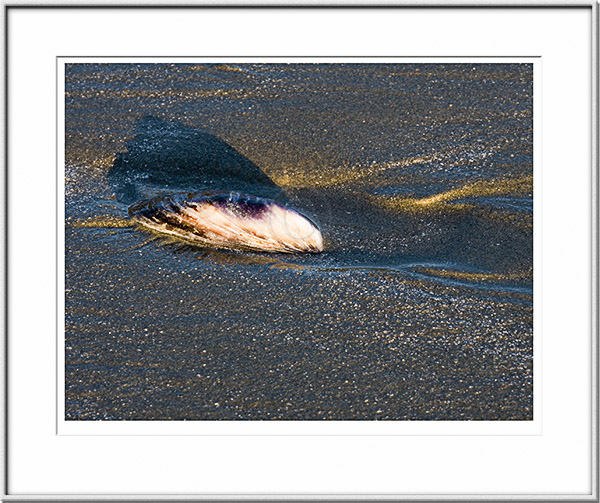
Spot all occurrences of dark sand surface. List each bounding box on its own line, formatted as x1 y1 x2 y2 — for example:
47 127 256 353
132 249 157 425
65 63 533 420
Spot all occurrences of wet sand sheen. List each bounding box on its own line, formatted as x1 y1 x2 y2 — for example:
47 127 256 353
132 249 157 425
64 63 533 420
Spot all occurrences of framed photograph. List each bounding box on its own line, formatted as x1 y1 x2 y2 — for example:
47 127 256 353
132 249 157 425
4 2 598 501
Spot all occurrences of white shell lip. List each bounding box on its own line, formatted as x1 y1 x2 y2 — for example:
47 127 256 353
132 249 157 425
129 191 324 254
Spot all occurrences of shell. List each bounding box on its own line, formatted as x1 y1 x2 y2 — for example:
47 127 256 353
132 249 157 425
128 191 324 254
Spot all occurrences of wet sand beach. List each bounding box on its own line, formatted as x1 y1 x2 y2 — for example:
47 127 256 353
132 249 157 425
65 63 533 420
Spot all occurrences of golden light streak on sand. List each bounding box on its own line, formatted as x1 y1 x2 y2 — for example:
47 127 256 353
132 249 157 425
377 175 532 212
268 152 444 189
69 216 134 229
266 143 506 190
414 266 532 283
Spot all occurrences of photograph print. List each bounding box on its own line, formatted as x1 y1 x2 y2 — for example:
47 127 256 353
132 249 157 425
64 62 533 421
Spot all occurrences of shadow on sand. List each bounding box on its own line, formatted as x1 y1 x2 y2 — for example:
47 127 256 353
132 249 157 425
108 116 286 205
